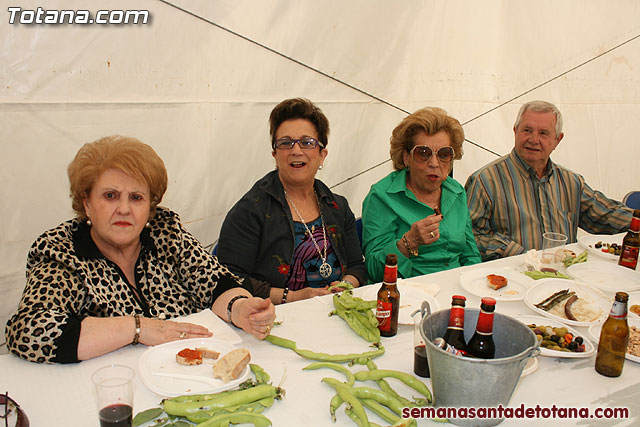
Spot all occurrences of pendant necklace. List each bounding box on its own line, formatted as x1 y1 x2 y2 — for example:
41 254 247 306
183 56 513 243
285 189 332 278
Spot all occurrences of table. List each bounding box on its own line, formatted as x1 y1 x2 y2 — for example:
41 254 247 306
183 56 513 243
2 243 639 426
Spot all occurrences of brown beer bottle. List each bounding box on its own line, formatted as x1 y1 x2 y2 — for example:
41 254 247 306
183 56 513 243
595 292 630 377
443 295 468 355
376 254 400 337
467 297 496 359
618 210 640 270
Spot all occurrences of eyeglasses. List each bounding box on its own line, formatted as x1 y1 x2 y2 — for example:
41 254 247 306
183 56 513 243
409 145 455 163
1 392 29 427
274 137 325 150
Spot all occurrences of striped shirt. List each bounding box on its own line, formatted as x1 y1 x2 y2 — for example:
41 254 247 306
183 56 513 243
465 149 633 261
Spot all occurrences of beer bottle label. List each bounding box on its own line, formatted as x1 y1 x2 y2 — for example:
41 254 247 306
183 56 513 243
376 301 393 331
475 308 495 334
383 264 397 284
608 300 627 320
619 246 639 269
448 306 465 329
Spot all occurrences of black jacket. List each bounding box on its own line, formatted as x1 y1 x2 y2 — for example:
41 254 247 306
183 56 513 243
218 170 366 297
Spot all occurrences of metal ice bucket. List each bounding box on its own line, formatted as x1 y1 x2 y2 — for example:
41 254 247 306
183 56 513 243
421 309 540 427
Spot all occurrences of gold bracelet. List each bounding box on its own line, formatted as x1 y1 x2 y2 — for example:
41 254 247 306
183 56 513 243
132 314 141 345
402 233 419 257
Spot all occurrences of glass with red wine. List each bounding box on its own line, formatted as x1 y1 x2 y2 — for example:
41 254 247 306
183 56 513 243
412 301 432 378
92 365 134 427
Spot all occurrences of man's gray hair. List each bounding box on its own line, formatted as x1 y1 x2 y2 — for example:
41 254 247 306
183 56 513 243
514 100 563 136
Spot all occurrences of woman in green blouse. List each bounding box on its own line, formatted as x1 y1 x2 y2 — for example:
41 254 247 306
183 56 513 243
362 107 481 282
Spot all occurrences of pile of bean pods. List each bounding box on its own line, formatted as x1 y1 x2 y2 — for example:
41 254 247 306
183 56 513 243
328 280 355 292
304 359 436 427
132 364 283 427
330 290 380 343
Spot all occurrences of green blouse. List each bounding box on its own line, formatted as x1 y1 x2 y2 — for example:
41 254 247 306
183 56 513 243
362 169 481 283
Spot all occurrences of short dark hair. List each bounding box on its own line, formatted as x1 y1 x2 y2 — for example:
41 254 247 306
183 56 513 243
269 98 330 150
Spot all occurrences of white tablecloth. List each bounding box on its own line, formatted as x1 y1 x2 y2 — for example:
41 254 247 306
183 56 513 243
2 244 639 426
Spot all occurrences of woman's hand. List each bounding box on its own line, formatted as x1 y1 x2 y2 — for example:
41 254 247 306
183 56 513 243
77 316 212 360
139 318 212 346
232 297 276 339
407 213 443 247
328 275 360 293
289 287 332 301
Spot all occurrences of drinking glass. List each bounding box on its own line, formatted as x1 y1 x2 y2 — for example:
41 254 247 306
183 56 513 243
413 301 431 378
541 232 568 272
92 365 134 427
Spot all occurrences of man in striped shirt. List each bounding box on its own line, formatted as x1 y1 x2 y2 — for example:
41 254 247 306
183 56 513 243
465 100 632 261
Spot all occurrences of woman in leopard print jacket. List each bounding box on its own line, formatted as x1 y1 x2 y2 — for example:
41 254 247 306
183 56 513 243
5 136 275 363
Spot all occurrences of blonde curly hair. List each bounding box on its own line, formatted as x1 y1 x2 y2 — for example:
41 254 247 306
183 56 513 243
389 107 464 170
67 135 168 219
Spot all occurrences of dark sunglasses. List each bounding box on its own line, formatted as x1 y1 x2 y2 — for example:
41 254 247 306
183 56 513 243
409 145 455 163
1 392 29 427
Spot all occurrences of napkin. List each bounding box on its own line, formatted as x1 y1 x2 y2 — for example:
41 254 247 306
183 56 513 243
176 309 243 345
398 279 441 296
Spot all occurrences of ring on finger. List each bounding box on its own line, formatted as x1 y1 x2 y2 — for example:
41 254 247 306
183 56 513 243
179 332 187 339
430 231 436 239
265 325 271 334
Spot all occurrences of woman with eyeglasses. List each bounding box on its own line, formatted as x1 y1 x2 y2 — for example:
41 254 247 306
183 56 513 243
217 98 366 304
362 107 481 282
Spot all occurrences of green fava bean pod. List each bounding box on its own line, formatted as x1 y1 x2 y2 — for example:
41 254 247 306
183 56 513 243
250 363 271 384
266 333 385 362
264 334 297 349
185 401 267 424
363 361 412 406
361 398 402 425
329 393 344 422
350 386 405 415
303 362 356 385
195 411 272 427
163 384 282 416
322 379 369 427
354 369 432 404
294 343 385 363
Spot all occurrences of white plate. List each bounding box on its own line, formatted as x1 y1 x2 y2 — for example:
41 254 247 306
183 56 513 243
587 317 640 363
517 315 595 358
360 284 440 324
566 262 640 293
459 267 533 301
521 356 539 376
524 279 609 326
398 278 440 297
138 337 250 397
629 291 640 319
578 233 625 261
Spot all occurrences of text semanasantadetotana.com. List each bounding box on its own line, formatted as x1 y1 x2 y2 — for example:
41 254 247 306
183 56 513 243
8 7 149 25
402 404 629 420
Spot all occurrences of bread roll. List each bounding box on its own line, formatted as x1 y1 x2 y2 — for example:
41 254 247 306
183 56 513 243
176 348 203 366
487 274 508 290
213 348 251 382
196 347 220 360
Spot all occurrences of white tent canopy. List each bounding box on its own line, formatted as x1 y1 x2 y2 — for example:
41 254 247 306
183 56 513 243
2 0 639 330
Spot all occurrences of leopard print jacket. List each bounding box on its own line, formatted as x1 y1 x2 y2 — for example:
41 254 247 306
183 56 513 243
5 207 243 364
